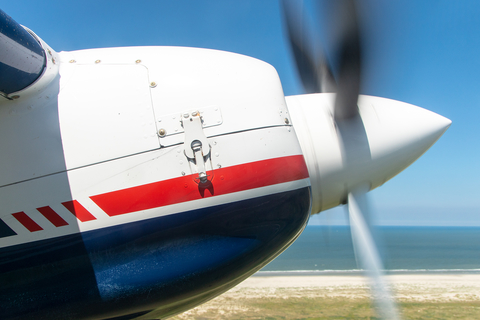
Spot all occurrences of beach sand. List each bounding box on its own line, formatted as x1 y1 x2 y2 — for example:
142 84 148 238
170 274 480 319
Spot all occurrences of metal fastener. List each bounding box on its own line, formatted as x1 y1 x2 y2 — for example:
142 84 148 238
95 60 101 64
158 128 166 137
284 118 290 124
10 95 20 100
69 60 76 63
150 82 157 88
135 59 141 63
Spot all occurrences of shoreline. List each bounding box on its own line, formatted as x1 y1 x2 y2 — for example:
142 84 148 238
255 269 480 276
169 273 480 319
239 273 480 290
240 272 480 292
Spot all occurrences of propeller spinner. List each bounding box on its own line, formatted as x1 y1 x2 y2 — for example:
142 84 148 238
282 1 451 319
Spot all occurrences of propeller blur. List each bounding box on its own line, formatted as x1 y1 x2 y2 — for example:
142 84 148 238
282 0 450 318
0 6 450 320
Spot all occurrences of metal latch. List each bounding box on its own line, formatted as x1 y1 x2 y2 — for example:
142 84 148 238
182 111 211 184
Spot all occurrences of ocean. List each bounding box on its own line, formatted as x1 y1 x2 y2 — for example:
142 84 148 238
260 226 480 274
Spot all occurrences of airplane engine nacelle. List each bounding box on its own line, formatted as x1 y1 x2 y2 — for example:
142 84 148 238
0 41 311 319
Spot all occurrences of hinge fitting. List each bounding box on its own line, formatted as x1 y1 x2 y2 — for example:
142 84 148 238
182 111 211 183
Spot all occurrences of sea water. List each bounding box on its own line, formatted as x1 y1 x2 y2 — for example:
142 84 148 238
261 226 480 274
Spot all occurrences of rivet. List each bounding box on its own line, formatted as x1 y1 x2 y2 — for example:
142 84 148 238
11 95 20 100
158 128 166 137
136 59 141 63
191 111 198 116
184 184 188 188
95 60 101 64
213 141 217 145
183 113 189 118
220 175 224 180
181 171 186 176
69 60 76 63
215 152 219 157
284 118 290 125
150 82 157 88
217 164 222 169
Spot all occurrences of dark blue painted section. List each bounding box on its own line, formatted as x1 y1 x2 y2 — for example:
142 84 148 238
0 219 16 238
93 235 258 300
0 9 46 95
0 188 310 320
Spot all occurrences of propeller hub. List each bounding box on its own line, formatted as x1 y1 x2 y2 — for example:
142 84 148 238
286 93 451 214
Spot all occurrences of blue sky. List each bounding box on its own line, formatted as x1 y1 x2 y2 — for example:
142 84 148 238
2 1 479 226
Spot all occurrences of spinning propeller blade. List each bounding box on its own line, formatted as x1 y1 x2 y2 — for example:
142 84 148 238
282 0 400 318
281 0 336 93
348 189 400 320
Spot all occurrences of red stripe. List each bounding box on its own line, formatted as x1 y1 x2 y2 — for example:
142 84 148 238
62 200 96 222
12 212 43 232
91 155 309 217
37 206 68 227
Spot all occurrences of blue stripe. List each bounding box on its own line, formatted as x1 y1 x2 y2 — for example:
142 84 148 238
0 219 16 238
0 187 310 320
0 10 44 54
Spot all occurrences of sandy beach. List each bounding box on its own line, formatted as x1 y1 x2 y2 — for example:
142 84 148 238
171 273 480 319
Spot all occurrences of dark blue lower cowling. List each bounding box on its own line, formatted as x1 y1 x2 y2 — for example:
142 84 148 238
0 187 310 320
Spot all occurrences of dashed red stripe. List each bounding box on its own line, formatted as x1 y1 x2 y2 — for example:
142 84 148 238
12 212 43 232
37 206 68 227
62 200 96 222
91 155 309 217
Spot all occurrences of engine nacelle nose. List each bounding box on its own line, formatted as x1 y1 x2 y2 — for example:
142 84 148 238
286 93 451 214
0 10 46 96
